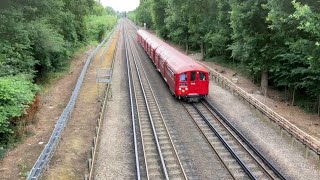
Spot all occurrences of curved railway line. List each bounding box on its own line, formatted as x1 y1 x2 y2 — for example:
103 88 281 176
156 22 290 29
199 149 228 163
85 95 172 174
124 20 187 179
183 98 285 180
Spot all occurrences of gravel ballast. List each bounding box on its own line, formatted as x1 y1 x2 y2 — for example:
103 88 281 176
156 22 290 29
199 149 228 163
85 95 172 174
94 22 320 179
208 81 320 179
94 34 136 179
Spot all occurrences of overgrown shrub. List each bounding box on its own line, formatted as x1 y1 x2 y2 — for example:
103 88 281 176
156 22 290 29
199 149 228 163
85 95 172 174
0 75 38 136
85 15 117 42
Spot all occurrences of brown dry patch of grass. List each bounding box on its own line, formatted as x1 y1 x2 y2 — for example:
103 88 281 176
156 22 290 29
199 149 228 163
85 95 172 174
43 30 120 179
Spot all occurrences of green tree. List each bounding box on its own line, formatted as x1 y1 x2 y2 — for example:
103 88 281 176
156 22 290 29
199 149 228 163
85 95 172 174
136 0 153 28
151 0 168 37
204 0 231 59
229 0 271 96
266 0 320 110
165 0 190 52
187 0 216 59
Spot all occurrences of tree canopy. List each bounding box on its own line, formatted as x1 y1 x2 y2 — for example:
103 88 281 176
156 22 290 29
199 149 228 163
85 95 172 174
132 0 320 114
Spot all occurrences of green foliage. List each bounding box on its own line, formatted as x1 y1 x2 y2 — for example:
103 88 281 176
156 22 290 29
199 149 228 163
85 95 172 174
0 146 5 159
204 0 231 58
127 11 137 23
0 0 117 156
0 75 38 135
18 162 29 178
135 0 153 28
151 0 168 37
266 0 320 104
85 3 117 42
105 6 117 16
30 20 67 74
85 15 117 42
229 0 271 72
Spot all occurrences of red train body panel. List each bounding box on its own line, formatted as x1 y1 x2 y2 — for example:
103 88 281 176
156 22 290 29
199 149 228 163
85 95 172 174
137 30 209 101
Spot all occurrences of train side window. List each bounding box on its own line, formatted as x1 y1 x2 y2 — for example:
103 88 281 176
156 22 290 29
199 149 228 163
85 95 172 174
160 59 164 68
180 73 187 81
191 71 196 81
200 72 206 81
167 66 174 76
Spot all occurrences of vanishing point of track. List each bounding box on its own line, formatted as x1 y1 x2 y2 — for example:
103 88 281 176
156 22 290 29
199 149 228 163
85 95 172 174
123 20 187 180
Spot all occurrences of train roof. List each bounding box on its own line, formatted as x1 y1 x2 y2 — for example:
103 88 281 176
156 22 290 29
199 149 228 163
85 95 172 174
138 30 207 74
139 30 164 49
159 45 207 73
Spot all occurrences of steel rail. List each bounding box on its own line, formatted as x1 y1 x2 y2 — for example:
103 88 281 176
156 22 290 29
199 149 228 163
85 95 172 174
191 103 257 180
126 23 188 180
126 27 169 180
199 61 320 156
123 21 141 180
203 98 286 180
125 18 139 30
124 20 159 179
198 101 276 179
27 27 117 180
124 22 150 179
183 103 236 179
125 20 159 179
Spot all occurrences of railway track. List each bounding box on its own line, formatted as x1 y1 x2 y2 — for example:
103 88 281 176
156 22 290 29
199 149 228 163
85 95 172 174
183 98 285 180
124 20 187 179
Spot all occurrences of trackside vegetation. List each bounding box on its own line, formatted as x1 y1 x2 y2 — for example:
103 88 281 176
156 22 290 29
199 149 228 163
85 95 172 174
130 0 320 115
0 0 117 158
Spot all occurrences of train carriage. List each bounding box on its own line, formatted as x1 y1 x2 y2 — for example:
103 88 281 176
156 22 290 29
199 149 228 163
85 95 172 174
149 39 164 64
137 30 209 101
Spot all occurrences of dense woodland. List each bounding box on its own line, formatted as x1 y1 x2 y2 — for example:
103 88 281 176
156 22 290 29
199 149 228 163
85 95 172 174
129 0 320 115
0 0 117 157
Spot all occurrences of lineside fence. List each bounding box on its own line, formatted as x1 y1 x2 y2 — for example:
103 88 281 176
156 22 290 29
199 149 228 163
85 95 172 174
84 24 119 180
198 61 320 160
27 27 116 180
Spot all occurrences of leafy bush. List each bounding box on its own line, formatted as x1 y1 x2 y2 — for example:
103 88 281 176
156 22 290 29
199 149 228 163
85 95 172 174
85 15 117 42
0 75 38 135
0 0 118 157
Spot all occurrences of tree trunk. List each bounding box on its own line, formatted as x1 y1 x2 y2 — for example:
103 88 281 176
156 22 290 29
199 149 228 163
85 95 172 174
200 42 204 61
185 43 189 54
285 86 288 101
260 71 268 96
291 86 297 106
318 95 320 116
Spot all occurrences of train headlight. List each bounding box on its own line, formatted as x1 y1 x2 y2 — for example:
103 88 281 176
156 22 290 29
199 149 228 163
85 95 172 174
182 90 185 92
179 88 181 90
186 87 188 90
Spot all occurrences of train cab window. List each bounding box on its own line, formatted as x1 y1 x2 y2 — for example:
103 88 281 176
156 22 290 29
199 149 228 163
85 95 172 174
191 71 196 81
200 72 206 81
180 73 187 81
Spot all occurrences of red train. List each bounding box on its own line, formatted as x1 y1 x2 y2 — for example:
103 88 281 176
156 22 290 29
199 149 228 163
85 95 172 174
137 30 209 101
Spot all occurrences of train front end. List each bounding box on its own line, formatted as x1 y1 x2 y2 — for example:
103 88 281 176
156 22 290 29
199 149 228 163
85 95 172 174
175 70 209 102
